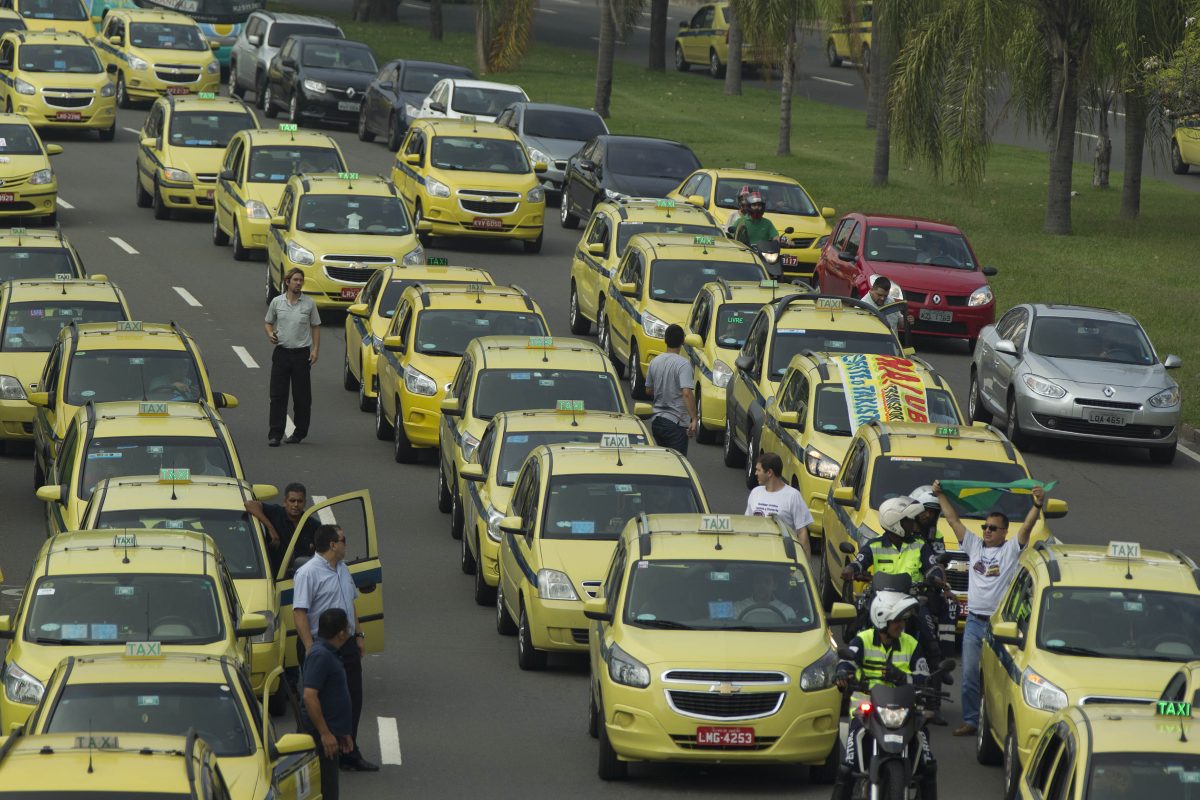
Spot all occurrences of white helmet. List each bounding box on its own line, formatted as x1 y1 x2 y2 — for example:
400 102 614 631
910 485 939 511
879 496 924 537
870 590 919 630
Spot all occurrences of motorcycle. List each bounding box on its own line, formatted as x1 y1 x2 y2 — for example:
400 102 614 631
750 227 810 286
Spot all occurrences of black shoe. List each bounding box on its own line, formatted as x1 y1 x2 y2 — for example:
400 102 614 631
284 434 303 444
341 754 379 772
268 437 281 447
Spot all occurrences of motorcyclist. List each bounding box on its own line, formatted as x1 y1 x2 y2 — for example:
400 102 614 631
725 185 752 232
831 591 934 800
733 192 781 248
911 484 958 683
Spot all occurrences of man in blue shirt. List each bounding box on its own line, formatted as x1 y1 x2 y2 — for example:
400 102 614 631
301 608 354 800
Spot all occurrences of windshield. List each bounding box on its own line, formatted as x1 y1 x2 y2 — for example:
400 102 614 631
1028 317 1156 366
714 179 818 216
813 386 961 435
81 437 234 500
496 431 648 486
2 301 125 352
869 456 1030 519
615 222 720 255
95 508 262 578
300 41 375 72
450 87 525 117
297 195 411 235
0 19 26 34
0 248 78 281
1087 753 1200 798
65 350 203 406
607 141 699 179
430 136 529 174
769 330 901 379
267 23 341 48
247 146 343 183
543 474 702 540
129 22 206 51
25 574 224 644
402 66 468 93
865 226 976 269
473 369 622 419
379 278 486 318
714 303 763 349
19 0 86 20
1037 588 1200 662
168 111 255 149
17 44 100 72
523 109 606 141
624 560 819 632
415 310 545 357
0 124 43 155
44 683 254 757
648 260 764 303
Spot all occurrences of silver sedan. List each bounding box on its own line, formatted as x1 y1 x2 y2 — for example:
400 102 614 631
969 304 1182 463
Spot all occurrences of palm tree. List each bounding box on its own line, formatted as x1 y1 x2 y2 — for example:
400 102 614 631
593 0 648 117
352 0 395 21
724 0 744 95
430 0 444 41
739 0 804 155
648 0 669 70
472 0 537 74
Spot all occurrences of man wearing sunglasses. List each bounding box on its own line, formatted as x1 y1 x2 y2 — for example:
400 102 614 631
933 480 1045 738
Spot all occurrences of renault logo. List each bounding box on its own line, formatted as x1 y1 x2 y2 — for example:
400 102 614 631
931 294 941 305
710 682 741 695
346 87 356 99
1103 385 1116 398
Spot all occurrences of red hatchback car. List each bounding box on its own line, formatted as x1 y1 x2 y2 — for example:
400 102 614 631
813 213 997 348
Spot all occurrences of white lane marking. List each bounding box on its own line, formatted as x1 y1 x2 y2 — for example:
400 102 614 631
109 237 139 254
122 126 141 135
1177 442 1200 464
232 346 259 368
1076 131 1100 140
173 286 202 307
310 494 337 525
535 6 558 13
56 197 74 209
377 717 402 765
812 76 855 87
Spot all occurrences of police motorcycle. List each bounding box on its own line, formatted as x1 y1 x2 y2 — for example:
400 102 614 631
842 568 945 644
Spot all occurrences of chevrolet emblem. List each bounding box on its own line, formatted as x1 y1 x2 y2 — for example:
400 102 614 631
710 682 741 695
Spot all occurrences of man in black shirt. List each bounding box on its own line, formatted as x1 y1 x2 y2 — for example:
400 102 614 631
245 481 320 575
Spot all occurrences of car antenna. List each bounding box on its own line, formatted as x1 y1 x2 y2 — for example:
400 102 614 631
87 718 94 773
122 537 131 564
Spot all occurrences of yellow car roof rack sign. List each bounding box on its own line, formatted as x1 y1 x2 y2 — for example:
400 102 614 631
54 273 71 282
117 320 143 331
556 399 584 413
198 92 215 99
656 199 675 208
159 468 191 483
527 336 554 349
278 123 298 132
693 235 715 246
1108 541 1141 559
816 297 843 309
113 532 137 548
124 641 163 658
138 402 169 416
338 172 359 180
75 735 120 749
600 433 630 448
701 514 733 532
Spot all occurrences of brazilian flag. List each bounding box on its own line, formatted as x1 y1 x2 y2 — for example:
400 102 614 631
939 478 1058 515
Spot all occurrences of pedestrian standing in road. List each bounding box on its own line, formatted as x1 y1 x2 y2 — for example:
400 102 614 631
643 323 697 456
293 524 379 772
244 482 320 575
934 480 1044 737
301 607 355 800
745 451 813 556
265 268 320 446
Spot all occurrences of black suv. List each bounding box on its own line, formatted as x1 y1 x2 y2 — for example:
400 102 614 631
262 35 377 127
560 135 701 226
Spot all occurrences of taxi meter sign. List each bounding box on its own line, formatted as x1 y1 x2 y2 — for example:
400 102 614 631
112 533 138 548
124 641 163 658
701 515 733 532
600 433 630 448
1158 700 1192 717
556 399 584 413
159 468 191 483
117 320 143 332
1108 541 1141 559
427 257 449 266
138 402 169 416
816 297 843 310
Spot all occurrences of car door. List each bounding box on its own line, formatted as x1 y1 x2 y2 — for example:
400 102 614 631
590 538 627 691
820 218 856 295
682 6 714 63
439 356 473 482
978 306 1022 410
728 310 769 444
984 306 1029 411
0 39 15 107
33 341 63 472
607 249 641 363
421 79 445 117
365 62 395 133
575 211 610 321
378 300 411 426
138 103 165 194
272 38 297 104
498 460 538 614
257 668 320 799
982 568 1034 742
396 127 424 206
275 490 384 667
43 419 79 533
216 137 245 233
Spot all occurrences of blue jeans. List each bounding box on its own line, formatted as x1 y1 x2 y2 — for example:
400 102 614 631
961 613 988 726
651 415 689 456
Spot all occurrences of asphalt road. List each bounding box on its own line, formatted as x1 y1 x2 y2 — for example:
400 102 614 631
0 91 1196 796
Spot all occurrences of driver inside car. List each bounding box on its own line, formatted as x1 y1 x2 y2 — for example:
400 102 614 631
144 361 199 402
732 569 796 621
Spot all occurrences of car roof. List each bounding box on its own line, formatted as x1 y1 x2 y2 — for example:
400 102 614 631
0 228 69 247
530 443 695 477
114 8 197 23
596 134 689 148
702 279 785 303
859 420 1021 461
84 400 227 437
390 59 472 73
622 513 797 561
446 78 524 92
774 300 894 333
0 8 21 18
0 733 200 791
1028 303 1129 322
859 215 963 234
293 172 392 195
704 167 797 183
0 111 36 128
469 335 608 370
628 232 759 263
603 198 719 223
1073 704 1200 755
39 528 220 576
1029 543 1200 593
52 652 234 685
417 118 519 140
66 321 189 349
288 34 366 46
406 283 535 311
258 11 340 26
243 128 341 148
788 351 948 386
3 279 121 303
495 408 646 432
515 102 600 115
90 475 254 511
163 93 254 114
6 30 88 44
378 264 494 284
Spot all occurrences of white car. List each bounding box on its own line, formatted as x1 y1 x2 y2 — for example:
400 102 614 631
228 10 343 105
413 78 528 124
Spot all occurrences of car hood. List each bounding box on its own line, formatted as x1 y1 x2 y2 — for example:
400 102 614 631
25 71 110 91
523 136 586 162
615 626 832 668
0 352 52 388
216 755 263 800
1043 656 1184 701
0 153 52 174
409 352 461 395
481 481 514 514
241 181 286 208
539 539 619 595
301 66 373 91
290 230 419 258
642 297 695 329
608 173 682 199
767 211 830 239
1022 353 1170 390
864 260 988 294
131 46 215 68
426 168 537 192
161 146 226 177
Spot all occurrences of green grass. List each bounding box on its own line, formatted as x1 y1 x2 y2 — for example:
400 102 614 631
297 8 1197 427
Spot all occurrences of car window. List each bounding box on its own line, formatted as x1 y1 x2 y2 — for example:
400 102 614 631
300 41 375 72
168 111 256 149
647 259 763 303
541 474 702 540
1037 587 1200 661
266 23 341 48
247 146 343 183
0 248 80 281
522 108 606 142
494 430 648 486
402 65 470 93
995 307 1024 341
17 43 101 72
687 293 710 338
430 135 530 174
80 436 234 499
778 371 809 419
1001 569 1033 634
832 218 853 250
1028 316 1155 366
129 22 205 51
20 0 86 21
414 310 545 357
607 142 699 180
297 195 412 235
94 508 263 579
714 179 818 216
845 223 861 256
1027 724 1065 793
450 87 526 117
864 226 976 269
0 122 42 154
472 369 622 419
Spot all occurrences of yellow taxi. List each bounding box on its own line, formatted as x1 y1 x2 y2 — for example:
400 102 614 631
135 91 258 217
977 541 1200 794
0 111 61 224
36 400 245 535
21 656 319 800
6 0 92 38
495 443 709 670
0 226 87 281
756 352 964 531
566 196 723 336
1171 114 1200 175
0 527 268 728
27 320 236 490
672 2 768 77
265 172 424 309
212 125 347 260
681 278 783 444
459 408 652 606
79 474 285 695
94 8 220 108
392 117 547 253
600 233 767 398
1160 659 1200 709
826 1 873 68
583 513 858 780
0 276 128 447
438 335 650 552
0 8 26 35
820 421 1067 611
377 284 548 463
722 293 905 475
343 259 494 412
0 30 116 139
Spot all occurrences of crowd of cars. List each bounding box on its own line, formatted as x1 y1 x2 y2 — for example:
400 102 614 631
0 0 1193 796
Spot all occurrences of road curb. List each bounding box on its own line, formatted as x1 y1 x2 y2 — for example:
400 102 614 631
1183 422 1200 446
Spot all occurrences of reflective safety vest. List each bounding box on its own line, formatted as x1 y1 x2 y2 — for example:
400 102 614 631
868 538 924 580
855 628 919 689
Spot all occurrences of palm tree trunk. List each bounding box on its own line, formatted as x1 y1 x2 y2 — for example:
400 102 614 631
430 0 443 40
594 0 617 118
1120 91 1147 220
724 0 743 95
475 3 491 75
648 0 668 71
871 30 892 184
777 23 796 156
1044 53 1079 235
865 22 881 129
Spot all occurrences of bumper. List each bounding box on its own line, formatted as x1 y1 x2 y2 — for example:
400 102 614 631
290 262 377 309
159 179 218 210
360 349 379 400
0 693 37 731
0 400 35 441
478 531 500 588
539 166 566 193
249 633 284 693
400 392 443 448
0 188 57 218
236 213 270 250
527 597 590 653
780 244 822 276
17 100 116 130
696 371 729 432
297 92 365 124
422 197 545 242
906 301 993 341
125 74 222 100
1018 393 1179 448
1011 703 1051 767
633 333 665 377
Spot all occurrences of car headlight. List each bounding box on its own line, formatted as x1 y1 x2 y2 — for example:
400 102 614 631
1023 374 1066 399
1021 667 1067 712
816 234 830 249
250 610 276 644
1149 386 1180 408
402 246 424 266
162 167 192 184
604 188 629 202
28 169 53 186
100 81 115 97
712 358 733 389
461 432 480 462
485 504 505 542
303 78 326 94
805 445 840 479
286 240 314 266
527 185 545 203
3 662 44 705
14 78 36 96
425 176 451 199
403 364 437 396
537 568 579 601
128 55 148 71
244 199 271 219
869 274 903 302
968 285 994 306
608 643 650 688
878 706 910 729
0 375 27 400
642 310 667 339
528 147 550 166
206 60 219 75
800 648 837 692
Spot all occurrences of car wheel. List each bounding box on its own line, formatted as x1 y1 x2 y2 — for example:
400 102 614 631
357 367 374 412
568 281 591 335
152 180 171 220
587 687 600 739
1150 444 1177 465
97 123 115 142
474 546 495 604
357 107 375 142
229 61 244 98
374 396 393 440
968 368 992 423
597 710 627 780
627 339 647 400
695 390 716 444
393 410 418 463
827 39 842 67
1002 721 1020 800
744 427 759 490
819 549 840 612
33 457 45 492
264 262 279 304
437 465 453 513
496 580 517 635
861 44 871 72
708 49 725 78
674 43 689 72
231 219 251 261
256 72 268 107
262 84 278 118
414 201 430 247
116 72 132 109
1171 141 1190 175
212 210 229 245
560 189 580 228
523 231 543 254
288 93 301 125
723 412 746 468
517 603 547 671
449 485 464 540
387 114 403 151
976 688 1003 765
1005 393 1029 450
135 171 152 208
460 517 477 575
343 351 358 391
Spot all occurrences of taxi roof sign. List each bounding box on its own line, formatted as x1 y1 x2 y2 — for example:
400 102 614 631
54 273 72 282
815 297 843 309
556 399 584 413
116 320 143 332
460 114 477 125
759 279 778 288
124 641 163 659
700 515 733 532
75 735 120 749
197 92 216 99
1108 541 1141 559
1157 700 1192 717
10 227 25 235
600 433 630 448
427 256 449 266
936 426 960 438
159 468 191 483
278 123 298 132
338 171 359 180
138 402 169 416
527 336 554 349
693 235 715 246
656 199 675 209
113 532 137 548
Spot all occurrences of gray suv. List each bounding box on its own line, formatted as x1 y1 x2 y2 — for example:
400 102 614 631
228 11 342 106
493 102 608 197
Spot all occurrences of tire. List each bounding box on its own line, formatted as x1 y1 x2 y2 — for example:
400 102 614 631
673 43 689 72
414 201 430 247
627 340 647 400
708 49 725 79
600 311 626 379
229 62 245 98
449 484 464 540
695 390 716 444
288 93 301 125
374 395 393 440
42 211 57 227
152 180 170 220
357 369 375 412
820 550 840 612
1171 141 1190 175
723 412 746 467
212 210 229 245
116 72 132 109
587 688 600 739
386 114 403 152
256 73 268 107
473 547 495 605
135 171 152 208
97 123 115 142
1150 445 1177 465
437 466 453 513
560 189 580 228
597 712 627 780
517 603 547 671
861 44 871 73
495 580 517 635
1002 723 1020 800
523 231 543 254
827 39 843 67
976 689 1003 766
968 369 992 423
878 759 906 800
809 738 840 784
568 281 591 335
460 517 477 575
263 84 278 118
743 427 759 490
393 410 418 463
33 457 45 492
1005 393 1029 450
264 262 279 303
357 107 375 142
343 351 358 391
231 220 251 261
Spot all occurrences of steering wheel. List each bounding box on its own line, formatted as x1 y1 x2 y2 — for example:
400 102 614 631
151 615 195 634
736 603 788 623
1140 632 1196 656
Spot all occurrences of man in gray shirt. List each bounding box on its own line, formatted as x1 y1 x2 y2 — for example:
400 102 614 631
265 268 321 446
644 324 697 455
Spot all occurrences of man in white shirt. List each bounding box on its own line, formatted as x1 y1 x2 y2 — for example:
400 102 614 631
745 451 813 556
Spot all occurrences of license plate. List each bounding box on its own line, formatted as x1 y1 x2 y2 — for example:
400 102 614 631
781 254 799 268
1085 409 1128 426
948 598 967 619
695 727 755 747
55 111 82 121
205 189 215 200
340 287 361 300
472 217 504 230
919 308 954 323
0 193 14 203
167 86 190 95
338 101 361 112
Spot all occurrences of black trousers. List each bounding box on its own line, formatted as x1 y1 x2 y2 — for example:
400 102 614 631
651 415 689 456
308 735 340 800
299 637 364 751
270 346 312 439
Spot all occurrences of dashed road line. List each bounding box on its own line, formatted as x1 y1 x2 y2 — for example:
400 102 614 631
377 717 402 765
535 6 558 13
310 494 337 525
173 286 202 307
232 346 259 368
812 76 855 87
109 237 139 254
1177 442 1200 464
55 198 73 209
122 126 141 135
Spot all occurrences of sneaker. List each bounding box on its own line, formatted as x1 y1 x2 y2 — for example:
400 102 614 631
954 723 978 736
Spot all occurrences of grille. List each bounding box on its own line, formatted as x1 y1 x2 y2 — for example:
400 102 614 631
324 265 379 283
571 628 589 645
45 96 91 108
1081 696 1154 705
671 734 779 751
787 236 815 249
667 690 784 719
946 295 969 307
460 198 518 215
460 189 519 198
1075 398 1142 411
942 550 969 592
553 160 567 170
196 173 218 184
0 201 35 211
0 174 31 188
907 291 927 304
155 66 200 83
1032 414 1172 440
663 670 788 684
323 254 395 264
581 580 601 599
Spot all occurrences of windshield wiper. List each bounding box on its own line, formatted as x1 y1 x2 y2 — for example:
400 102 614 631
1044 643 1106 657
33 637 89 645
419 349 461 357
636 619 693 630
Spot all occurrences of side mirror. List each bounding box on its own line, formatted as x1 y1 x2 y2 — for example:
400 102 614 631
583 596 612 622
677 20 689 29
140 136 157 149
461 463 484 482
252 484 278 501
1043 499 1068 519
577 159 595 172
383 335 404 352
828 602 857 623
347 303 369 318
0 614 12 640
274 733 314 756
281 57 296 69
45 144 63 156
270 215 287 229
837 250 855 262
26 391 50 408
498 515 523 534
247 33 261 46
108 34 122 46
214 392 238 409
416 219 433 234
533 162 548 174
586 242 605 256
616 281 636 297
219 169 236 181
106 63 118 74
994 339 1018 356
990 620 1022 647
632 401 652 419
777 410 801 430
903 347 916 356
405 153 421 166
685 194 705 207
429 101 445 113
209 40 220 50
734 354 754 371
683 333 703 349
440 397 462 417
377 81 394 91
235 612 269 638
821 206 835 218
982 265 998 277
838 541 856 554
1163 354 1182 369
783 226 795 234
91 274 108 281
832 486 855 507
36 485 66 505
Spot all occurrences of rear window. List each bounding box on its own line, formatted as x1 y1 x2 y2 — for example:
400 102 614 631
473 369 621 419
247 145 344 183
542 474 702 540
